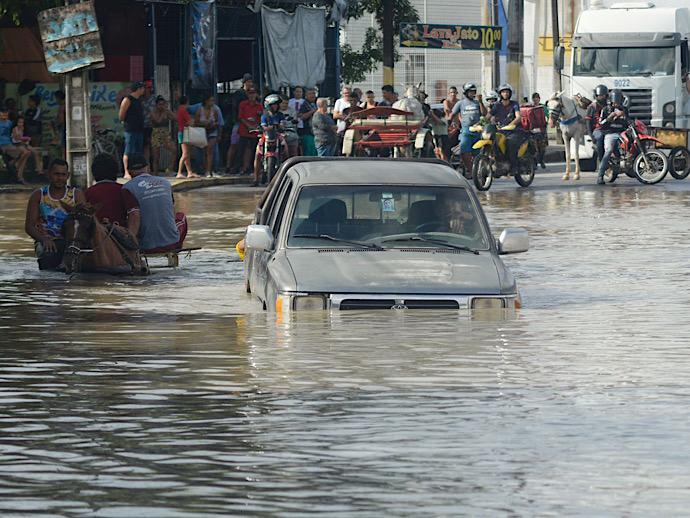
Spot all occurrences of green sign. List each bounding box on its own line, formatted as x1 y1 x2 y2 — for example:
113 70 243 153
400 23 502 51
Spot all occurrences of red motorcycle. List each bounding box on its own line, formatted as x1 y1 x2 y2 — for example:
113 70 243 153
604 119 668 185
252 125 288 184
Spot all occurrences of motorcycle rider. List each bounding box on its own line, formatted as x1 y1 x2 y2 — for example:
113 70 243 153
586 84 609 164
490 83 522 170
451 82 488 173
484 90 499 112
253 94 287 186
596 89 628 185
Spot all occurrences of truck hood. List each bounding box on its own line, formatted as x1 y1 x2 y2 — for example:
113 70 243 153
285 249 507 295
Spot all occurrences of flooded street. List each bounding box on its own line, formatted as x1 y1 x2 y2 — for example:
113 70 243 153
3 175 690 515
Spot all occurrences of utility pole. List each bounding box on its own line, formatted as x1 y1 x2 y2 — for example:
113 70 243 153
382 0 394 87
491 0 500 88
506 0 523 97
551 0 563 92
63 0 93 188
65 69 93 188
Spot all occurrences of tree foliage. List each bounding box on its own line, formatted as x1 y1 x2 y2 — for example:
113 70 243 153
1 0 63 25
340 0 419 85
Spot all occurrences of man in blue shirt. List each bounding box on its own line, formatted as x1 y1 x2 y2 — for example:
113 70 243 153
123 154 187 252
451 82 487 174
253 94 287 185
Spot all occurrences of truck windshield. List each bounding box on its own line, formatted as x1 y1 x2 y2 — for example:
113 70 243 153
573 47 675 77
287 185 489 250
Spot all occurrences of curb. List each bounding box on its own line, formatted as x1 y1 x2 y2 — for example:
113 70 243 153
0 175 254 195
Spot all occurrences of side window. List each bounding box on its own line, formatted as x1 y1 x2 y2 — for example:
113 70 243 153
682 41 689 79
262 176 288 226
269 180 293 239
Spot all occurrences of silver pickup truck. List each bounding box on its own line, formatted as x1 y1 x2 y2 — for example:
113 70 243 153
243 158 528 313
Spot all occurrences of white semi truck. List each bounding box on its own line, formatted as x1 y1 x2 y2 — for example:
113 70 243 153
568 0 690 129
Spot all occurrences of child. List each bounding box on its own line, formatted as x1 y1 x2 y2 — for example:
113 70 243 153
12 116 44 176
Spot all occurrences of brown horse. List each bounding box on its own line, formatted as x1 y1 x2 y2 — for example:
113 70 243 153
62 203 147 275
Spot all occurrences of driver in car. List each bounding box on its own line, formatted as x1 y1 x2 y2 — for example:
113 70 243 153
435 195 476 235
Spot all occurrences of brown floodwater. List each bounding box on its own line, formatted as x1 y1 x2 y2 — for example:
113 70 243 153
3 177 690 516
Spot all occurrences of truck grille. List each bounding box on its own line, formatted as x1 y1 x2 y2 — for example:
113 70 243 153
338 298 460 310
622 89 652 124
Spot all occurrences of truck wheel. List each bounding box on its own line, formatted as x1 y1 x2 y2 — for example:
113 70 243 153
669 147 690 180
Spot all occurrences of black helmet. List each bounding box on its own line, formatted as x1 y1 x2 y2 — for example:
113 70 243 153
610 89 624 105
594 84 609 97
463 82 477 95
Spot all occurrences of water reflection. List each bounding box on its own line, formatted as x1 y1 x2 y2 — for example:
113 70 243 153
1 182 690 515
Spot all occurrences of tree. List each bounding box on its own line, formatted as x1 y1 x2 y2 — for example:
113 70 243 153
1 0 63 25
340 0 418 85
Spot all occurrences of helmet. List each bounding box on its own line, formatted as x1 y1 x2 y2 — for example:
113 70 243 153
610 89 624 105
485 90 498 101
462 82 477 94
263 94 281 109
498 83 513 96
594 84 609 97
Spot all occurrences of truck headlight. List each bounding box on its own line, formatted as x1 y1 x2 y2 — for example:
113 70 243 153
293 295 327 311
471 298 505 310
664 101 676 115
276 293 327 312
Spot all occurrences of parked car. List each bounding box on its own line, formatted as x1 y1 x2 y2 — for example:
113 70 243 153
242 157 528 313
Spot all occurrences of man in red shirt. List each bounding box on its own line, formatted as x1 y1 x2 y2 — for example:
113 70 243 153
85 155 141 250
237 88 263 175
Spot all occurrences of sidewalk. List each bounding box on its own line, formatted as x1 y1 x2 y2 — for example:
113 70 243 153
0 173 254 194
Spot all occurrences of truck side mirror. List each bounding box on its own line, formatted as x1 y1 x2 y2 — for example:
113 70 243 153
554 45 565 72
681 41 689 81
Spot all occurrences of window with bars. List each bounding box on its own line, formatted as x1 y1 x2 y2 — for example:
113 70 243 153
404 54 426 87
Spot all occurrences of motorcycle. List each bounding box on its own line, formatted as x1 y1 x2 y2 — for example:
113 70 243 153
255 124 288 184
603 119 668 185
470 121 538 191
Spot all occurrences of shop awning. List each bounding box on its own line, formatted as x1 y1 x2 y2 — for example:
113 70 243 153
0 27 53 83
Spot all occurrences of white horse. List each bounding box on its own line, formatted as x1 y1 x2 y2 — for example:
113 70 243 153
546 92 589 181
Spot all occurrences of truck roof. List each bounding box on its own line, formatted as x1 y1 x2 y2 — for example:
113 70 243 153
286 159 468 186
576 5 690 34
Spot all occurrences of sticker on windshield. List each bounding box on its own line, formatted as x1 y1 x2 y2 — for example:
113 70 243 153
382 193 395 212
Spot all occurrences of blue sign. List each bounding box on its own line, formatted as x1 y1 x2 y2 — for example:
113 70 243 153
38 1 104 75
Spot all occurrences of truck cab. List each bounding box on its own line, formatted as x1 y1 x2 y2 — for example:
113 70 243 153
570 1 690 128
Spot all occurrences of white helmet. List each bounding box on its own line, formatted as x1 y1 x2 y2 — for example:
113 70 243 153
485 90 498 101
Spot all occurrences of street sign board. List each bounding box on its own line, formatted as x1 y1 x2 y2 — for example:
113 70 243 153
400 23 502 51
37 1 104 75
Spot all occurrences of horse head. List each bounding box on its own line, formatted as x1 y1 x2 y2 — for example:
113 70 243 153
62 202 97 274
546 91 564 115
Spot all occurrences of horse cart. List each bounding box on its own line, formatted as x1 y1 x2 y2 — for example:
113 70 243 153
341 107 434 158
649 127 690 180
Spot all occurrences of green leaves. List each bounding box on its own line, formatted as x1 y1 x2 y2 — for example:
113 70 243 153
341 0 418 84
2 0 63 25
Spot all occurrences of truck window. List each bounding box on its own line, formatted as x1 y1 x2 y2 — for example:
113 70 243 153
574 47 674 77
682 41 689 78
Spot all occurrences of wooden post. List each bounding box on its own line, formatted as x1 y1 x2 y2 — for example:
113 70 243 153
382 0 394 86
552 0 563 92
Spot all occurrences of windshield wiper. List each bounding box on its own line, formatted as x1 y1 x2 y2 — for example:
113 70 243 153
292 234 385 250
380 235 480 254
